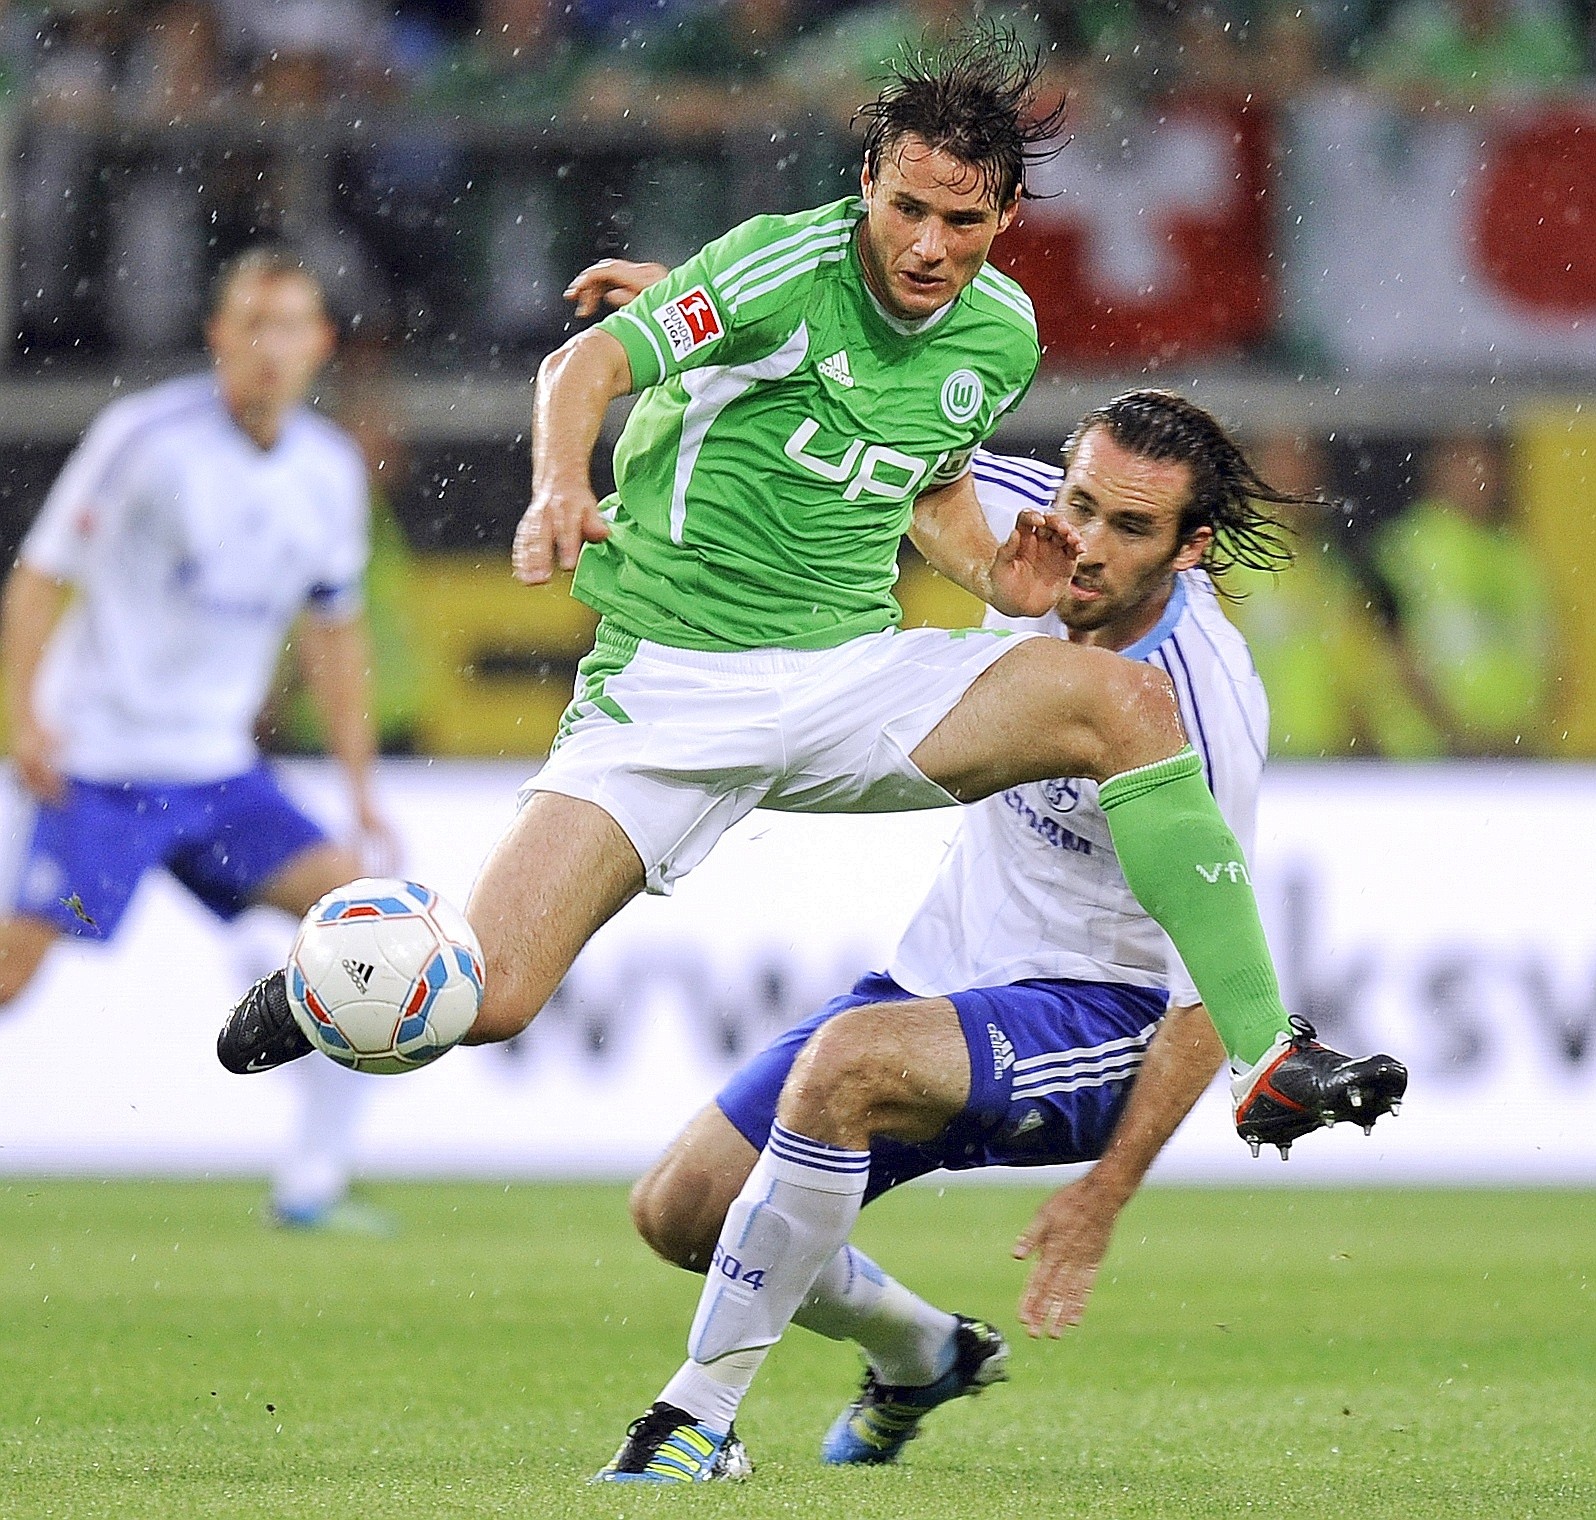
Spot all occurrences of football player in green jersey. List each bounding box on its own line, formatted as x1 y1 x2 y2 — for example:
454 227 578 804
220 30 1402 1172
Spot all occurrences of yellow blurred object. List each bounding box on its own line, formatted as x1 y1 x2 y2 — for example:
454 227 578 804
409 554 598 756
893 554 986 630
1516 404 1596 755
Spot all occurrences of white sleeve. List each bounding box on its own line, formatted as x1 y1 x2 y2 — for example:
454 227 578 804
20 402 148 581
305 446 371 623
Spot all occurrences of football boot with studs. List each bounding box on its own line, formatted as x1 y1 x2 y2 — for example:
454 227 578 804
820 1315 1009 1466
590 1402 752 1484
1232 1015 1408 1159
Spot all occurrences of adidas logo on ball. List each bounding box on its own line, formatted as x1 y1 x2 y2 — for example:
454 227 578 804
341 958 376 993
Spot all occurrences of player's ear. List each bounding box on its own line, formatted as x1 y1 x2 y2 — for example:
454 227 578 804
312 312 336 367
860 159 874 199
1173 525 1213 572
994 195 1020 236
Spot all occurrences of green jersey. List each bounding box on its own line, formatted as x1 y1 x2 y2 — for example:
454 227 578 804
576 198 1040 651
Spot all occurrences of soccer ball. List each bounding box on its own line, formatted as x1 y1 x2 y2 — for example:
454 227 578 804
285 878 485 1074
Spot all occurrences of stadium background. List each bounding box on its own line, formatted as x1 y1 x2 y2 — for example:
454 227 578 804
0 3 1593 1181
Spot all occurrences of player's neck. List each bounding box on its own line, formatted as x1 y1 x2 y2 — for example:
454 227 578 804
221 391 290 451
1067 581 1175 654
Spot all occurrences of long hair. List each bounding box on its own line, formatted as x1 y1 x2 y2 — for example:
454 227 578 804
857 25 1068 208
1062 390 1302 585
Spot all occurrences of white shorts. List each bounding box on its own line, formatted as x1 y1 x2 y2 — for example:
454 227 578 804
524 621 1033 894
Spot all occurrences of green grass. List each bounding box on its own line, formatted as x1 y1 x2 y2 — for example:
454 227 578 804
1 1183 1592 1518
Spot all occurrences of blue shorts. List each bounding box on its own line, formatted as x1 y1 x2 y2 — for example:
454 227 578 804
716 971 1168 1204
8 764 328 940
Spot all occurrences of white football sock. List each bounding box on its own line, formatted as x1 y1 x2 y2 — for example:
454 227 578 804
657 1122 869 1432
270 1054 369 1217
794 1244 960 1387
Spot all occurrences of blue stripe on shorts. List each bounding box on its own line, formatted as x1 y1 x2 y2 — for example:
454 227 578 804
715 970 1168 1204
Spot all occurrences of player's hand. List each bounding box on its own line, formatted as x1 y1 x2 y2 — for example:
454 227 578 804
512 485 611 584
564 259 671 318
1012 1171 1124 1337
13 717 65 805
987 509 1082 619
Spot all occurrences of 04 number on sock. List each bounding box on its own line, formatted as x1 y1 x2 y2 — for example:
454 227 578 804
709 1244 766 1291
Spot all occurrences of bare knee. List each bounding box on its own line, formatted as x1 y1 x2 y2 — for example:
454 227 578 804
779 1011 908 1146
629 1161 724 1272
1061 651 1185 780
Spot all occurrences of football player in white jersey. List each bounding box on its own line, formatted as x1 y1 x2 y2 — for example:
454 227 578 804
595 390 1404 1483
0 249 396 1231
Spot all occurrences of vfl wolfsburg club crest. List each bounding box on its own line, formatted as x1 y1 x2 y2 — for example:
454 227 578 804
940 369 984 424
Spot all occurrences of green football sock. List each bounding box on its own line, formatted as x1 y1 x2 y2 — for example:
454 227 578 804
1098 747 1291 1067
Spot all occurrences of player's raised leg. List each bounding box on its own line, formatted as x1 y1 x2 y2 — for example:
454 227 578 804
219 790 644 1071
462 791 644 1043
912 634 1287 1063
910 634 1407 1138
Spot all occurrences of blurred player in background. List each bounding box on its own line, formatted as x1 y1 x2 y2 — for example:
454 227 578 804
221 29 1401 1165
597 390 1380 1482
0 248 396 1232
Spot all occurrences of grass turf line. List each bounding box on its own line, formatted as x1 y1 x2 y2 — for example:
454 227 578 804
0 1182 1592 1518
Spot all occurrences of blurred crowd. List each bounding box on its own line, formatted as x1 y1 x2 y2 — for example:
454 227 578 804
5 0 1593 127
1226 427 1558 759
3 0 1594 355
0 1 1582 762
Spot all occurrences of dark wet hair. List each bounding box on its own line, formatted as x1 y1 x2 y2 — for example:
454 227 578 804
858 25 1068 209
208 245 323 316
1063 389 1300 584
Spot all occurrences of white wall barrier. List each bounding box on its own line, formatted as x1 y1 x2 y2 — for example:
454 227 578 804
1 760 1593 1184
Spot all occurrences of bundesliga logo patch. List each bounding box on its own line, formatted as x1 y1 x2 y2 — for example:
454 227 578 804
654 286 724 360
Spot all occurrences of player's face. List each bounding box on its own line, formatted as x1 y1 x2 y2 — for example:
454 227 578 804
207 271 334 422
1052 427 1212 650
858 136 1018 321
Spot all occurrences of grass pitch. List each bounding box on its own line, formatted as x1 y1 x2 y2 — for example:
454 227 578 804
1 1182 1592 1519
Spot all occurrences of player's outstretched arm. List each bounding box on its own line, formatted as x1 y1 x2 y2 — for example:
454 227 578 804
514 331 634 585
0 564 71 804
910 474 1081 619
1013 1001 1224 1337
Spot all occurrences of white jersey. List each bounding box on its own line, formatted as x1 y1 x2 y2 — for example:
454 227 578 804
21 374 368 784
890 449 1270 1007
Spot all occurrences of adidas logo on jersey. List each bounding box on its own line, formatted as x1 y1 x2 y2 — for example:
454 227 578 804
987 1023 1017 1078
341 958 376 994
817 350 854 388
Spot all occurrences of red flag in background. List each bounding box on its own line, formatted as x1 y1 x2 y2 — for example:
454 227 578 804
997 98 1276 368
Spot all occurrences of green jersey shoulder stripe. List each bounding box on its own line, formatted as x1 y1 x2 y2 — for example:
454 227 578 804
713 213 861 300
977 262 1032 306
972 267 1037 330
728 242 853 314
720 230 854 309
